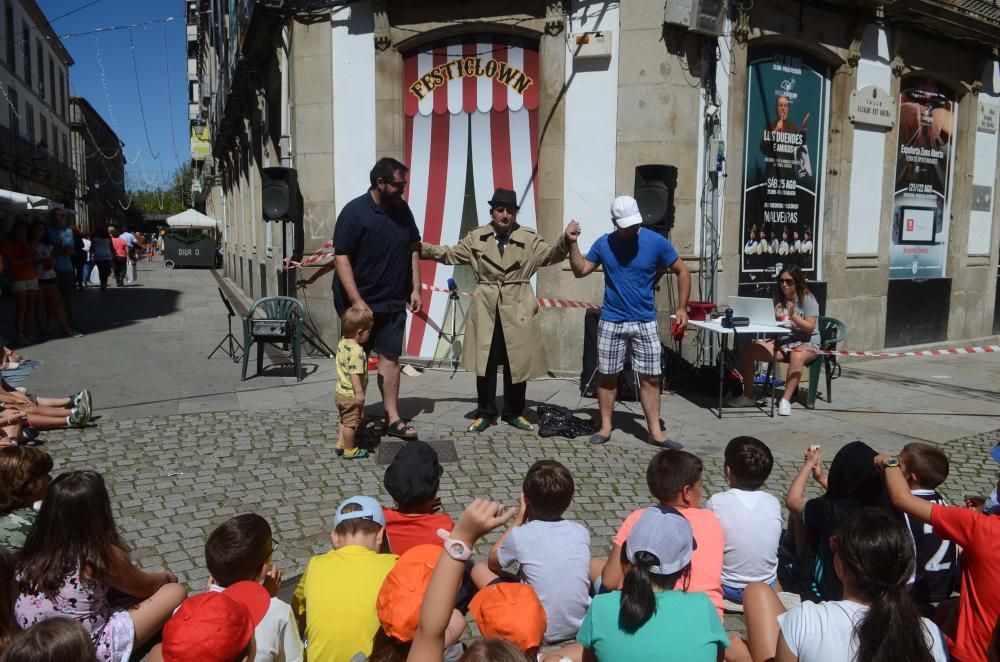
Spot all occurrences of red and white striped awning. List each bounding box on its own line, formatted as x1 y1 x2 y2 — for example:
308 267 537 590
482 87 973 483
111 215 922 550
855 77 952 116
402 35 541 360
403 36 540 117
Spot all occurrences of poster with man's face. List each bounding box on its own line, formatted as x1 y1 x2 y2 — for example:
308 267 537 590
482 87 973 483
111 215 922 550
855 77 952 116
889 79 957 279
740 48 829 282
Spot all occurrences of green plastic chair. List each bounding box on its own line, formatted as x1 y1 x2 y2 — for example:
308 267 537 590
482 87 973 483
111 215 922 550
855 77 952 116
241 296 306 381
805 316 847 408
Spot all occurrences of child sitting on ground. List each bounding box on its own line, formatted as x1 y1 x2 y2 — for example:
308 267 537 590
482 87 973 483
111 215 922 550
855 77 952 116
371 544 466 659
895 442 960 612
151 581 270 662
601 449 724 621
1 547 18 650
382 440 454 555
0 446 52 550
204 514 303 662
474 460 592 643
293 496 397 661
565 507 729 662
335 308 373 460
0 616 97 661
706 436 783 604
877 450 1000 662
14 471 186 662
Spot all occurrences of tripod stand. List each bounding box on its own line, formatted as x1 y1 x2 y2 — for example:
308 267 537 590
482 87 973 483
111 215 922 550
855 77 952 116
436 286 466 375
208 287 244 363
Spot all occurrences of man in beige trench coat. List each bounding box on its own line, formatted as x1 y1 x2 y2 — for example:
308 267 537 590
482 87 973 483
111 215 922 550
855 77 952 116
421 188 574 432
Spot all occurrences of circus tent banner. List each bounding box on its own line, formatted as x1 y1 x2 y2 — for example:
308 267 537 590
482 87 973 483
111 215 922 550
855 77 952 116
403 35 540 360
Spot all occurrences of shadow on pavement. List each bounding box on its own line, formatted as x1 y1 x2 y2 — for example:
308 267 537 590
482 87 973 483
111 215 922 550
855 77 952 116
0 286 181 341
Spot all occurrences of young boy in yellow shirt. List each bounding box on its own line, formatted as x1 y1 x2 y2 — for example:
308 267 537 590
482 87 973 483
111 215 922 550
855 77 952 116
335 308 373 460
293 496 397 661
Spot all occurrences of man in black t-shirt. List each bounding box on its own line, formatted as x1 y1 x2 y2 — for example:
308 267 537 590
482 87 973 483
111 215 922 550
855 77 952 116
303 158 422 440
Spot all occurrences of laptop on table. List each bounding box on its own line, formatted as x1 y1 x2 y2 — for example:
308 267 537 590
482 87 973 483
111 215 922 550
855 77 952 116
728 296 786 327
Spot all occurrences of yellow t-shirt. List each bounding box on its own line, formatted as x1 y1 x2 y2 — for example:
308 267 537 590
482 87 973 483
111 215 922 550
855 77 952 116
293 546 397 662
335 338 368 398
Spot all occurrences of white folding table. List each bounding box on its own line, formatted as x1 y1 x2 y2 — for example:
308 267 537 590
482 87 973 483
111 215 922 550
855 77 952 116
686 318 792 418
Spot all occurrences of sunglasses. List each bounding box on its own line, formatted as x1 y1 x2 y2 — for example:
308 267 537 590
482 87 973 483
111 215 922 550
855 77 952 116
779 279 795 285
383 179 407 190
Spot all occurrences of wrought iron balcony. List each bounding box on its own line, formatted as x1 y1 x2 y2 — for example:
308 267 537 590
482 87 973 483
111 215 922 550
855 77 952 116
885 0 1000 45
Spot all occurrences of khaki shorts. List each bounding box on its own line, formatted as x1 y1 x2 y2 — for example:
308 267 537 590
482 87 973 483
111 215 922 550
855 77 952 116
336 394 362 428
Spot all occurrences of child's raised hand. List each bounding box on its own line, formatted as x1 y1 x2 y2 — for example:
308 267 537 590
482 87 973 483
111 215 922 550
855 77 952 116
452 498 516 545
262 565 283 597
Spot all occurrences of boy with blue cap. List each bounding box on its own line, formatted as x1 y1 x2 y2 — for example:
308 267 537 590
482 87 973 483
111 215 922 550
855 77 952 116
292 496 398 661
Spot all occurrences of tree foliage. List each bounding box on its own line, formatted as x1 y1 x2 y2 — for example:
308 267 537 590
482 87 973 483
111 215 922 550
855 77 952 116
124 165 197 225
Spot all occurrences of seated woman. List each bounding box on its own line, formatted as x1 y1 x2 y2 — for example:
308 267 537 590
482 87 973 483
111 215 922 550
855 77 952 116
738 507 948 662
727 264 820 417
0 446 52 549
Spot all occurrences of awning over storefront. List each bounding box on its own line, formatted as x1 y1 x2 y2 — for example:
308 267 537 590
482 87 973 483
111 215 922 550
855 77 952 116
0 188 60 214
166 208 220 230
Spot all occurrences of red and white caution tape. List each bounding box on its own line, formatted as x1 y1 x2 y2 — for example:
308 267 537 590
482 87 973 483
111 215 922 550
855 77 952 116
818 345 1000 358
283 241 333 270
418 282 599 310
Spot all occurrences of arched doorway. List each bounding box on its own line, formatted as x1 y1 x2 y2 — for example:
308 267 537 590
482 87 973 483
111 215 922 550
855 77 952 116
401 34 540 359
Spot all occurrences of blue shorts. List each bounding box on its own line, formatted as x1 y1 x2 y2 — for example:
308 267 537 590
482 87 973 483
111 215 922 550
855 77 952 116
722 579 776 604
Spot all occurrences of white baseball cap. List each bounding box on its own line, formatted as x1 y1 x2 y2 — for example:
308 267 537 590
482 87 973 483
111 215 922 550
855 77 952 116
333 495 386 529
611 195 643 228
625 506 696 574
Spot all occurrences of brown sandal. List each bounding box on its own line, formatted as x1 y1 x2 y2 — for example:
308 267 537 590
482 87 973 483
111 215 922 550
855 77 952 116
385 419 418 440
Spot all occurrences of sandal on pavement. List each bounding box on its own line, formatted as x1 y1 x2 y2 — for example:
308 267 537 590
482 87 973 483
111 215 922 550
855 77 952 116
504 416 534 431
343 447 369 460
588 433 611 445
467 417 494 432
386 419 418 440
647 435 683 450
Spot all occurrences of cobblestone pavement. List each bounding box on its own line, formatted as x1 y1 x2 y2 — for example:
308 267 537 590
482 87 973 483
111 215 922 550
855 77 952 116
11 261 1000 645
46 410 1000 594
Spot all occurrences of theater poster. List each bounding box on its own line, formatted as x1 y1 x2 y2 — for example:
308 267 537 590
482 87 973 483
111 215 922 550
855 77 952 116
740 47 829 283
889 79 957 278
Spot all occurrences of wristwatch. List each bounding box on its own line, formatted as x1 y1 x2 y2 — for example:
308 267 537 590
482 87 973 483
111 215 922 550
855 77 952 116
883 457 900 468
438 529 473 561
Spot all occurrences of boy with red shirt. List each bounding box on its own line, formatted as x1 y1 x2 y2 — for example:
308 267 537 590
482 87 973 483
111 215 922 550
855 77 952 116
382 440 453 554
877 450 1000 662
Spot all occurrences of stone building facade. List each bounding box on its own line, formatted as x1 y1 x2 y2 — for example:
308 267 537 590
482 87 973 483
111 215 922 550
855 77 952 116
69 96 126 232
193 0 1000 374
0 0 74 225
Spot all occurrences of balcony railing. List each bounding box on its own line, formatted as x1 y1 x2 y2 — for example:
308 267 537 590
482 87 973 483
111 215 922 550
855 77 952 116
885 0 1000 44
0 131 76 188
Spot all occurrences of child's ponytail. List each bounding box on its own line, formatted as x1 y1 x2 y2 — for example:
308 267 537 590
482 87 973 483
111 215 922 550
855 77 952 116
619 549 658 632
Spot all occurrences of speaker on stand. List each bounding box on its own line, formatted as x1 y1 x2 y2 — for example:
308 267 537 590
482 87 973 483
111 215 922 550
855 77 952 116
634 164 679 390
261 166 300 297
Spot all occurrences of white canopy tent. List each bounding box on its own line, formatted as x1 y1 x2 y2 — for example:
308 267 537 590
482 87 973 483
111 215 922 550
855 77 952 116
165 209 220 230
0 188 64 214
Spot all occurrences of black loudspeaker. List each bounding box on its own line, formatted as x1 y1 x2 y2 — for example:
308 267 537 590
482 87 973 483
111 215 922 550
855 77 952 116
634 165 677 234
261 167 299 222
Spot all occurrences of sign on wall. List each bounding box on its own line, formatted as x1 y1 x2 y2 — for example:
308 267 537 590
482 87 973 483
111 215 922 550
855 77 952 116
889 79 957 278
849 85 895 129
740 48 829 283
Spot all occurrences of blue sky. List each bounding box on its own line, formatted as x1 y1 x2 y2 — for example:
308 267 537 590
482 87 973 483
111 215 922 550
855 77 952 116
37 0 189 190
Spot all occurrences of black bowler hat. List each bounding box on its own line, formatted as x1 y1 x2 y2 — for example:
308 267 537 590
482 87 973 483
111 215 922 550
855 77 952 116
383 440 444 506
488 188 520 211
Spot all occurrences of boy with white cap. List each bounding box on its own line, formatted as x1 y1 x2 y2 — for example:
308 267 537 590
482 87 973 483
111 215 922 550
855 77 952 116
566 195 691 448
292 496 398 662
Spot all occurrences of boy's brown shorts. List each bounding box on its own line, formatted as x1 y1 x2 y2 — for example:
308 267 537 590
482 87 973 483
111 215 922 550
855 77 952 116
336 394 362 428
